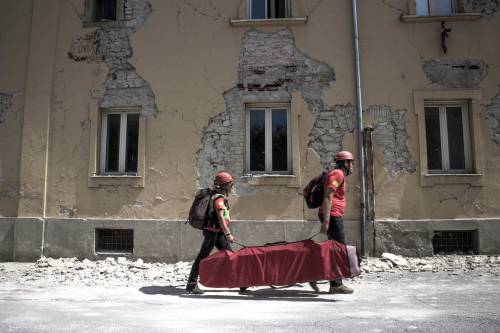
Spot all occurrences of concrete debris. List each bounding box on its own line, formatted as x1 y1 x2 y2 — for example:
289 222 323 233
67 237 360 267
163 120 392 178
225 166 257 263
2 254 499 287
381 253 408 267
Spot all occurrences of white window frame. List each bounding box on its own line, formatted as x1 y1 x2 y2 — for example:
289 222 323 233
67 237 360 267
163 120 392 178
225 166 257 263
247 0 291 19
245 105 291 174
416 0 457 16
424 101 472 173
100 110 140 175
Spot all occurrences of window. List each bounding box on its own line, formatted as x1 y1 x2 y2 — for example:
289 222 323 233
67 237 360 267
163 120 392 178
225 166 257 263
416 0 458 15
100 111 140 175
424 102 471 173
248 0 290 19
84 0 123 25
95 229 134 253
246 106 291 174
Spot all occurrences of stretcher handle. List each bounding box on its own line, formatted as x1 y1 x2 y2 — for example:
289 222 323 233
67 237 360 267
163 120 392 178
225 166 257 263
233 241 247 248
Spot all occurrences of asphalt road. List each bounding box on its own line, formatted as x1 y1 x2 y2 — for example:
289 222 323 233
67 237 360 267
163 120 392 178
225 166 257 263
0 271 499 333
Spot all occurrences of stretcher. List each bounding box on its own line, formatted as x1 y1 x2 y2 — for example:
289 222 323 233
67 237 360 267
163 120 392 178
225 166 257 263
199 239 361 288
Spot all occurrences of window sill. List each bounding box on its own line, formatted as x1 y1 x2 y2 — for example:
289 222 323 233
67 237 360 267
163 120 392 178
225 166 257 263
83 20 124 29
244 174 299 188
400 13 482 23
88 175 144 188
421 173 483 187
229 17 308 27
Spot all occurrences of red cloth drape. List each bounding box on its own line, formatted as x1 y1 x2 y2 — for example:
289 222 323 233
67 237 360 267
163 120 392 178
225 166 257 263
199 239 359 288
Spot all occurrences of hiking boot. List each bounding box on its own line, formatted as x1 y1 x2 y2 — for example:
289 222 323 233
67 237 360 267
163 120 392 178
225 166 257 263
328 284 354 294
308 282 320 292
186 284 204 295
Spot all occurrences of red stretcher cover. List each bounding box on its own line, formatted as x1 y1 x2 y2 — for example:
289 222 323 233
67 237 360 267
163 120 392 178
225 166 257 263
199 239 361 288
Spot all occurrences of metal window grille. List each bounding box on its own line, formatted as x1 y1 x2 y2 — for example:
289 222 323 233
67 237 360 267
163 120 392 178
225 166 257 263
96 229 134 253
432 230 477 255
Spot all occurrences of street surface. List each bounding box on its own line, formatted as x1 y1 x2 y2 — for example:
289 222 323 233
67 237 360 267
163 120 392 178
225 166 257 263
1 271 499 332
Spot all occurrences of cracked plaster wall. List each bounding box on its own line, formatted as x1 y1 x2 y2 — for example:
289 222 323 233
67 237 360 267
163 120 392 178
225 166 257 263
472 0 500 15
69 0 157 115
196 29 355 193
485 89 500 146
422 59 488 88
366 105 416 177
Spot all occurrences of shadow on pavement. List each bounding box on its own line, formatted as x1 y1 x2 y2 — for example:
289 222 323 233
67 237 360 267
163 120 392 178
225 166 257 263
139 285 340 302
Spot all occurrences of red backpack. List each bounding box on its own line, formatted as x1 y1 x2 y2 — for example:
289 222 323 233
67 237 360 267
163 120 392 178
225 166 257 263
302 172 327 209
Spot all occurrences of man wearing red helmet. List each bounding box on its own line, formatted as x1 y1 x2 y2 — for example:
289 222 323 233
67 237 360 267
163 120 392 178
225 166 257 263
310 150 355 294
186 171 236 294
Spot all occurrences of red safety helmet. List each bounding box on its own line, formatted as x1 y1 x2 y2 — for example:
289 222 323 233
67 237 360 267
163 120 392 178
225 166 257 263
335 150 354 161
214 171 234 186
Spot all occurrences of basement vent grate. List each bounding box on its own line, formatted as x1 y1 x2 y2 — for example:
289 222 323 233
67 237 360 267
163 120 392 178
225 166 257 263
432 230 477 255
96 229 134 253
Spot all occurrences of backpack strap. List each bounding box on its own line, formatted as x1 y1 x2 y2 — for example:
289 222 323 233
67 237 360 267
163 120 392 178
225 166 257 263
206 193 227 226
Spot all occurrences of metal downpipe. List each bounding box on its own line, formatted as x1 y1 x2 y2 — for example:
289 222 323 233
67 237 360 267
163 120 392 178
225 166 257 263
351 0 367 256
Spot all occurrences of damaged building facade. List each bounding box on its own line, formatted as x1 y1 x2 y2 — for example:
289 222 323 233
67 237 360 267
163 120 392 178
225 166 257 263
1 0 500 262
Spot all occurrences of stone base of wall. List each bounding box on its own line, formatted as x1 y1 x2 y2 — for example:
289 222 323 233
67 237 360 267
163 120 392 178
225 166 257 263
0 217 498 262
374 219 500 257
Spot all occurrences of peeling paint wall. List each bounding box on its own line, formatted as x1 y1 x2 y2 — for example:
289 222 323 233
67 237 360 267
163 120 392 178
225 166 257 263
69 0 157 116
366 105 416 176
422 59 488 88
196 29 342 192
472 0 500 15
485 89 500 146
0 93 12 124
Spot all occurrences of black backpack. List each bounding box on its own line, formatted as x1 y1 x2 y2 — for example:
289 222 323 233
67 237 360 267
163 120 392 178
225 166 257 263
186 189 224 230
302 171 327 209
187 188 213 230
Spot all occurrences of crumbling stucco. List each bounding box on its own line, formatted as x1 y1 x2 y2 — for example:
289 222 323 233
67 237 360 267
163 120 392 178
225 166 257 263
366 105 416 176
422 59 488 88
309 103 356 167
375 221 433 257
0 93 13 124
69 0 157 116
197 29 350 192
472 0 500 15
485 89 500 146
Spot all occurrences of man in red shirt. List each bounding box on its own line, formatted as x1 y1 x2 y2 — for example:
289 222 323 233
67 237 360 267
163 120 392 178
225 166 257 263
186 171 236 294
310 150 355 294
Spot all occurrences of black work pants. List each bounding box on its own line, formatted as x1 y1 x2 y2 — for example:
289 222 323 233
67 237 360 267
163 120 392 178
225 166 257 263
187 230 231 286
319 214 346 285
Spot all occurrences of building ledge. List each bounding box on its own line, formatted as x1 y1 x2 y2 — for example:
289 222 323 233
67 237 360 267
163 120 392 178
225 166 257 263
229 17 308 27
421 173 483 187
88 175 144 188
400 13 482 23
244 174 299 187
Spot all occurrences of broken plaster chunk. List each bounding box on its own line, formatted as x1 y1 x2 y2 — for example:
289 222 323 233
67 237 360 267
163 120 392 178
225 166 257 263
381 253 409 267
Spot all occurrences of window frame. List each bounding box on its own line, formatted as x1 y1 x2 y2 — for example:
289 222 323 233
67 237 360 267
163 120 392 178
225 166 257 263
88 103 146 188
414 90 484 187
416 0 458 16
83 0 124 28
245 104 292 175
99 110 140 176
247 0 291 19
424 101 472 174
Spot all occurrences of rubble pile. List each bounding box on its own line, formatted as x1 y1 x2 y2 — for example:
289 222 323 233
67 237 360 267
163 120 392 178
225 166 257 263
362 253 500 275
0 257 192 287
0 254 499 286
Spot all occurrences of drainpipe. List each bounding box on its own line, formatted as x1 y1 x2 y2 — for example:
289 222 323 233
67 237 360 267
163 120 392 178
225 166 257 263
351 0 367 256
